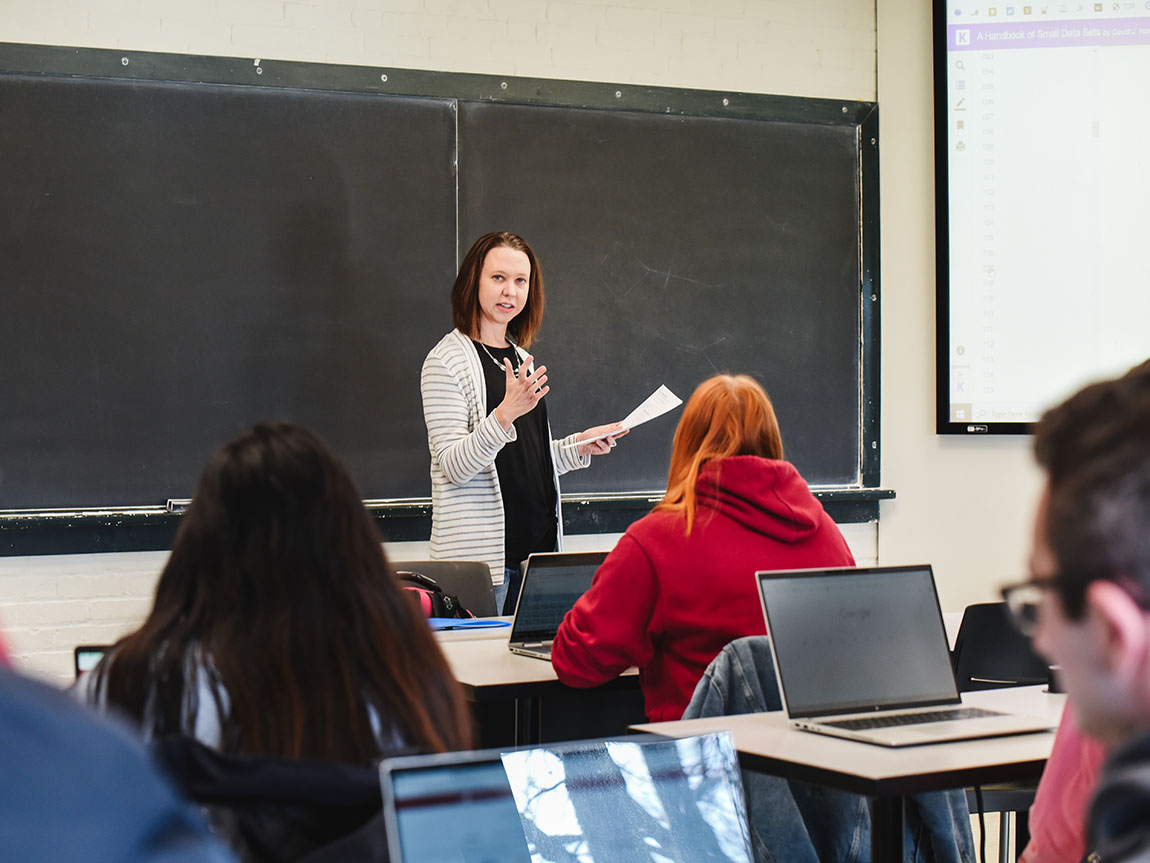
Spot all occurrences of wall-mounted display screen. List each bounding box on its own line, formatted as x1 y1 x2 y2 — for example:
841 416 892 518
934 0 1150 434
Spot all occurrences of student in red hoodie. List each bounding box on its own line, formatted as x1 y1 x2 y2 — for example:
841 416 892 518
552 373 855 721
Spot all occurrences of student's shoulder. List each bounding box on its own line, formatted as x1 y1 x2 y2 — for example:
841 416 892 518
0 668 232 863
2 668 147 777
613 510 687 554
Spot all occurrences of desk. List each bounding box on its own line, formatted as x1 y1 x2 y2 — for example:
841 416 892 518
631 686 1064 860
439 638 642 745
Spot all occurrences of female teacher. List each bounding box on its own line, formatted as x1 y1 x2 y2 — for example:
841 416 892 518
420 232 623 614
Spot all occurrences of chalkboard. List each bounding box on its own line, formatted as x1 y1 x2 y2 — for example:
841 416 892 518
460 102 862 491
0 44 879 520
1 72 457 509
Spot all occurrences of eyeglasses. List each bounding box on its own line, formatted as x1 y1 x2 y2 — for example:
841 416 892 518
999 579 1062 637
1000 570 1139 636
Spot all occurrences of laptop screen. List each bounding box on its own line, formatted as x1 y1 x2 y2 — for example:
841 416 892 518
500 734 751 863
381 733 751 863
385 755 532 863
509 552 606 643
759 566 959 718
73 645 109 679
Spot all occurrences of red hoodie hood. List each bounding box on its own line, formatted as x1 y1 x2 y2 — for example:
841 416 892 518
695 455 824 544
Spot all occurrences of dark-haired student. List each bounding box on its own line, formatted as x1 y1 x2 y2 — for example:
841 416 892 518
420 232 624 614
77 421 472 761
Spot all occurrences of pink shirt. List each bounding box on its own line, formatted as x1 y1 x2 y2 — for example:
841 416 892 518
1019 702 1108 863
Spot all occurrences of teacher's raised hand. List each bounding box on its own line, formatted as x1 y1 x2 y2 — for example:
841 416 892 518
493 355 549 432
576 423 628 457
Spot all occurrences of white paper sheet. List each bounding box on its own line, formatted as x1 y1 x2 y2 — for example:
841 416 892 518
560 384 682 449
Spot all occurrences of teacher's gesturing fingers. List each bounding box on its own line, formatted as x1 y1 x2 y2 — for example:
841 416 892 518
494 355 549 431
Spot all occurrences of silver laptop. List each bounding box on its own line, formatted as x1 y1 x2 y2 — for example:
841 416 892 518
758 565 1055 747
507 551 607 661
379 732 752 863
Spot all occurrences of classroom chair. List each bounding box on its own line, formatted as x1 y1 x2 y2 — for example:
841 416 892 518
952 602 1050 863
952 602 1050 692
390 559 497 617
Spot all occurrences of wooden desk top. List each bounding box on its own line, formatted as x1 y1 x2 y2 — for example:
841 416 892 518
440 637 559 691
631 686 1064 797
439 637 639 700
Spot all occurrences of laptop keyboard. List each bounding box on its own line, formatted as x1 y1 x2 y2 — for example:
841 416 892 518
823 707 1003 731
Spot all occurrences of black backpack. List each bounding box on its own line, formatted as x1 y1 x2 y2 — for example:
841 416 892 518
396 571 474 619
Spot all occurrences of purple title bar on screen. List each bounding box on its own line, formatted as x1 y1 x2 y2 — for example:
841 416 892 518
949 18 1150 50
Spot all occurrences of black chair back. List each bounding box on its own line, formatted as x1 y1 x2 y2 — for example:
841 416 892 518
951 602 1050 691
390 560 497 617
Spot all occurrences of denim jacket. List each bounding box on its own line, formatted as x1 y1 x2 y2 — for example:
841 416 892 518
684 637 975 863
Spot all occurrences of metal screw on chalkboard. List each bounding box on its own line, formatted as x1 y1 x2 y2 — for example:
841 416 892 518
615 90 622 98
871 137 877 146
842 106 848 114
722 98 729 106
500 81 507 90
380 73 388 82
121 56 129 66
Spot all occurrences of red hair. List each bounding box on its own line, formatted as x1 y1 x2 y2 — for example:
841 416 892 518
655 375 784 533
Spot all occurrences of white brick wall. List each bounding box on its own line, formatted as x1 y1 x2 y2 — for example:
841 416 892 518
0 551 168 684
0 0 875 99
0 0 878 682
0 523 877 683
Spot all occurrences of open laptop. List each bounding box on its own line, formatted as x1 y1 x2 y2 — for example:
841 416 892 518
379 732 752 863
758 565 1055 747
507 551 607 661
73 644 109 679
380 747 532 862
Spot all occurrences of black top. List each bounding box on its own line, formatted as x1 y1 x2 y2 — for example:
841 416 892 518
473 341 559 570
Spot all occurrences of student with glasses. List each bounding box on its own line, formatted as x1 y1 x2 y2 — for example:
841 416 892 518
999 359 1150 863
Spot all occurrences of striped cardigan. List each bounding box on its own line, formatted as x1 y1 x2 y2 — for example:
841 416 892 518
420 329 589 584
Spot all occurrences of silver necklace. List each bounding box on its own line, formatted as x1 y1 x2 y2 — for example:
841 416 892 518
476 340 520 374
